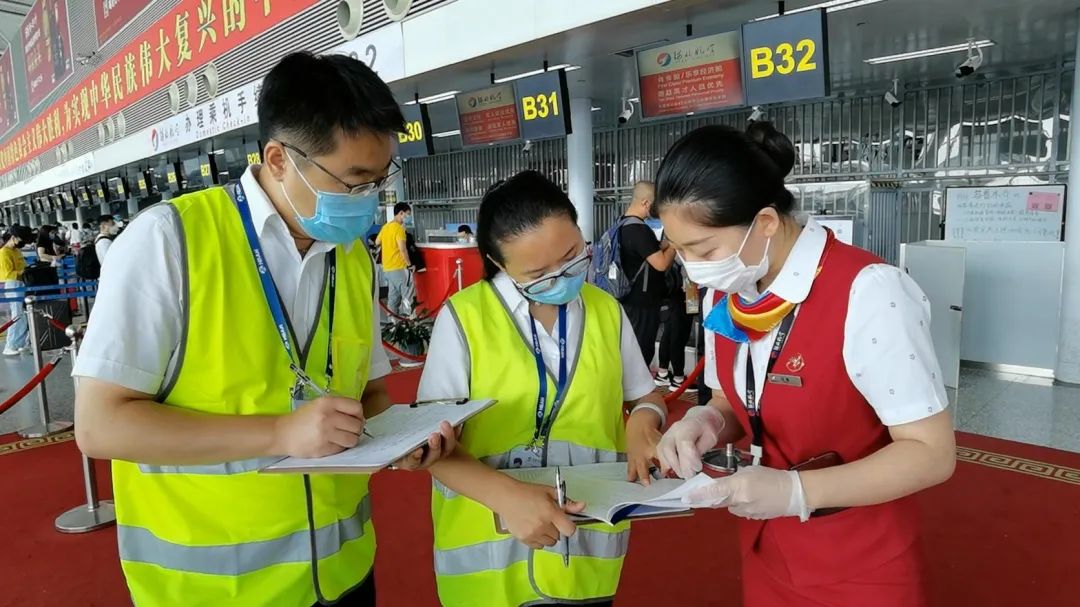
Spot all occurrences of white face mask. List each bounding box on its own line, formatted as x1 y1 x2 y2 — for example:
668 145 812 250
681 218 770 296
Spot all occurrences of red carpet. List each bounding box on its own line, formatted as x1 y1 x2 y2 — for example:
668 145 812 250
1 371 1078 606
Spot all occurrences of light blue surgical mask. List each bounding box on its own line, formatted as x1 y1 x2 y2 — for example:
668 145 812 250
524 272 587 305
281 153 379 244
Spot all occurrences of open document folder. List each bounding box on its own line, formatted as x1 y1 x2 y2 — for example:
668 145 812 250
498 462 713 527
261 399 497 474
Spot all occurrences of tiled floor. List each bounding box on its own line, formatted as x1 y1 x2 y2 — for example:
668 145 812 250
2 345 1079 454
952 367 1080 453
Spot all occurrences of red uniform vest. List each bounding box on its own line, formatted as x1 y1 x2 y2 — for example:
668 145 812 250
713 240 921 587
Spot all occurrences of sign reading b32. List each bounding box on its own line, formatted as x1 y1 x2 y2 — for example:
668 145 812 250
741 9 830 106
515 69 572 141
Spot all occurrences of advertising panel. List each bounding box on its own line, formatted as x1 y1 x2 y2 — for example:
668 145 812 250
636 31 744 119
21 0 74 109
0 52 19 136
456 84 520 146
95 0 147 47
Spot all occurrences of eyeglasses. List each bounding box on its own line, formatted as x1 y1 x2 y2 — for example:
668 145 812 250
280 141 400 197
515 249 592 296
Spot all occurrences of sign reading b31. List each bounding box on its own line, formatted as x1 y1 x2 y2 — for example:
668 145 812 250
741 9 830 106
515 69 572 141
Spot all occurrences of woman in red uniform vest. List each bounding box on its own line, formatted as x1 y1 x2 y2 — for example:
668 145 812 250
653 123 956 606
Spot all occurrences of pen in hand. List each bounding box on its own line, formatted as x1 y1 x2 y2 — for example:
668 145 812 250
555 466 570 567
291 365 374 439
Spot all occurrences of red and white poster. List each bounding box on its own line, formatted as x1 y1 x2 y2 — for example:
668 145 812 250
457 84 520 146
0 52 19 136
21 0 74 110
95 0 146 47
636 31 744 119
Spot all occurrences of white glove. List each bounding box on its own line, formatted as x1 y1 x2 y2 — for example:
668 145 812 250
657 406 725 479
682 465 812 522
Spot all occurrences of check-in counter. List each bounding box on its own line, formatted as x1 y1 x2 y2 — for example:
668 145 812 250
414 243 484 315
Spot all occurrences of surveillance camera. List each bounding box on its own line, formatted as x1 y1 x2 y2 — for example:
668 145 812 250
522 139 533 154
955 43 983 79
748 106 766 123
617 98 635 125
884 90 901 108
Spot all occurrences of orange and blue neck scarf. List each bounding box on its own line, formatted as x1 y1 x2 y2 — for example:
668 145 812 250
705 230 835 343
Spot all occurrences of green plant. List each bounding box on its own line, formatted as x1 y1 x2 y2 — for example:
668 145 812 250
381 314 433 355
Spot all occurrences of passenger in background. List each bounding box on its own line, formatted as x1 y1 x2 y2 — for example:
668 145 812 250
619 181 677 370
67 222 82 251
72 51 454 607
94 215 119 266
35 224 65 263
655 252 697 394
457 224 475 243
420 171 667 607
378 202 414 318
0 226 32 356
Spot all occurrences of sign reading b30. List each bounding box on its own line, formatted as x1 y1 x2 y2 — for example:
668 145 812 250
741 9 829 106
515 69 572 141
396 103 434 159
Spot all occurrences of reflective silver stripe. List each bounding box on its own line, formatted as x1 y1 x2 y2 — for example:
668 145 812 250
118 495 371 576
433 443 625 500
434 527 628 576
138 456 282 475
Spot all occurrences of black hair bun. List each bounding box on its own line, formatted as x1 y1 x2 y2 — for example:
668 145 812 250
746 121 796 177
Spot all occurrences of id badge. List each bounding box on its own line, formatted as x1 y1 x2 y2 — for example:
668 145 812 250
506 445 544 469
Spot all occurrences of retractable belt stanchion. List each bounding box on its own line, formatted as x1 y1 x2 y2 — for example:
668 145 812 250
16 295 73 439
55 324 116 533
454 258 464 292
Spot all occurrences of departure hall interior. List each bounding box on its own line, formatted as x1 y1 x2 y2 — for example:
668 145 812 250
0 0 1077 605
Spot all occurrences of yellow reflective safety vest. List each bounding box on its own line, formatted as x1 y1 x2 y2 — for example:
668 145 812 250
111 186 377 607
432 280 631 607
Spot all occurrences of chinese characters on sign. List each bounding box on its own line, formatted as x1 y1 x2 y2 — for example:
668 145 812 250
636 31 745 119
945 186 1064 243
0 53 19 136
21 0 74 109
95 0 145 47
0 0 320 175
456 84 520 146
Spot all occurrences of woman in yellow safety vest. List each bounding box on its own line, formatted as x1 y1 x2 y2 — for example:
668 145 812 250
419 170 668 607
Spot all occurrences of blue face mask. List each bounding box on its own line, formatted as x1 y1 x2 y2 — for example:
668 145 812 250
523 272 587 305
282 154 379 244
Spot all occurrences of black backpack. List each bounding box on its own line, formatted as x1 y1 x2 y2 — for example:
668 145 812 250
75 236 110 279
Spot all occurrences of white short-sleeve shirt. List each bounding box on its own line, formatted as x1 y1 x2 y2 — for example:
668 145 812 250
72 166 390 395
417 273 656 404
703 215 948 427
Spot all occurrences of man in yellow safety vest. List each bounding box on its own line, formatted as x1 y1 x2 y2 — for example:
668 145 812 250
73 51 456 607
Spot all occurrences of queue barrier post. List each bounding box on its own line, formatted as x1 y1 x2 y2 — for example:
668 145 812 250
454 258 463 292
16 296 73 439
55 324 116 534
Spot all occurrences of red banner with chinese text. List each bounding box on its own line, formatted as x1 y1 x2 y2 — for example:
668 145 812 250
0 0 320 175
456 84 519 146
95 0 147 47
636 31 745 119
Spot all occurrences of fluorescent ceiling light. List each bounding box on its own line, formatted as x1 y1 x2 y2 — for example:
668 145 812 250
864 39 995 65
752 0 887 21
591 106 601 112
433 130 460 138
404 90 460 105
628 97 640 103
493 64 581 84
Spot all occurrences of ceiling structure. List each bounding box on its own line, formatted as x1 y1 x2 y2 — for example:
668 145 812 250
97 0 1080 181
384 0 1079 138
0 0 30 51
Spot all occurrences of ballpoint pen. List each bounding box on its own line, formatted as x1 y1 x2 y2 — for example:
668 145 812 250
291 364 374 439
555 466 570 567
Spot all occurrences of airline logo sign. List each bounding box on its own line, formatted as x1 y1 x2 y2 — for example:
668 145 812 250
636 31 745 119
457 84 519 146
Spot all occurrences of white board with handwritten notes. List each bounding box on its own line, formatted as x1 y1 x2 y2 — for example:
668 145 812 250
944 185 1064 243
